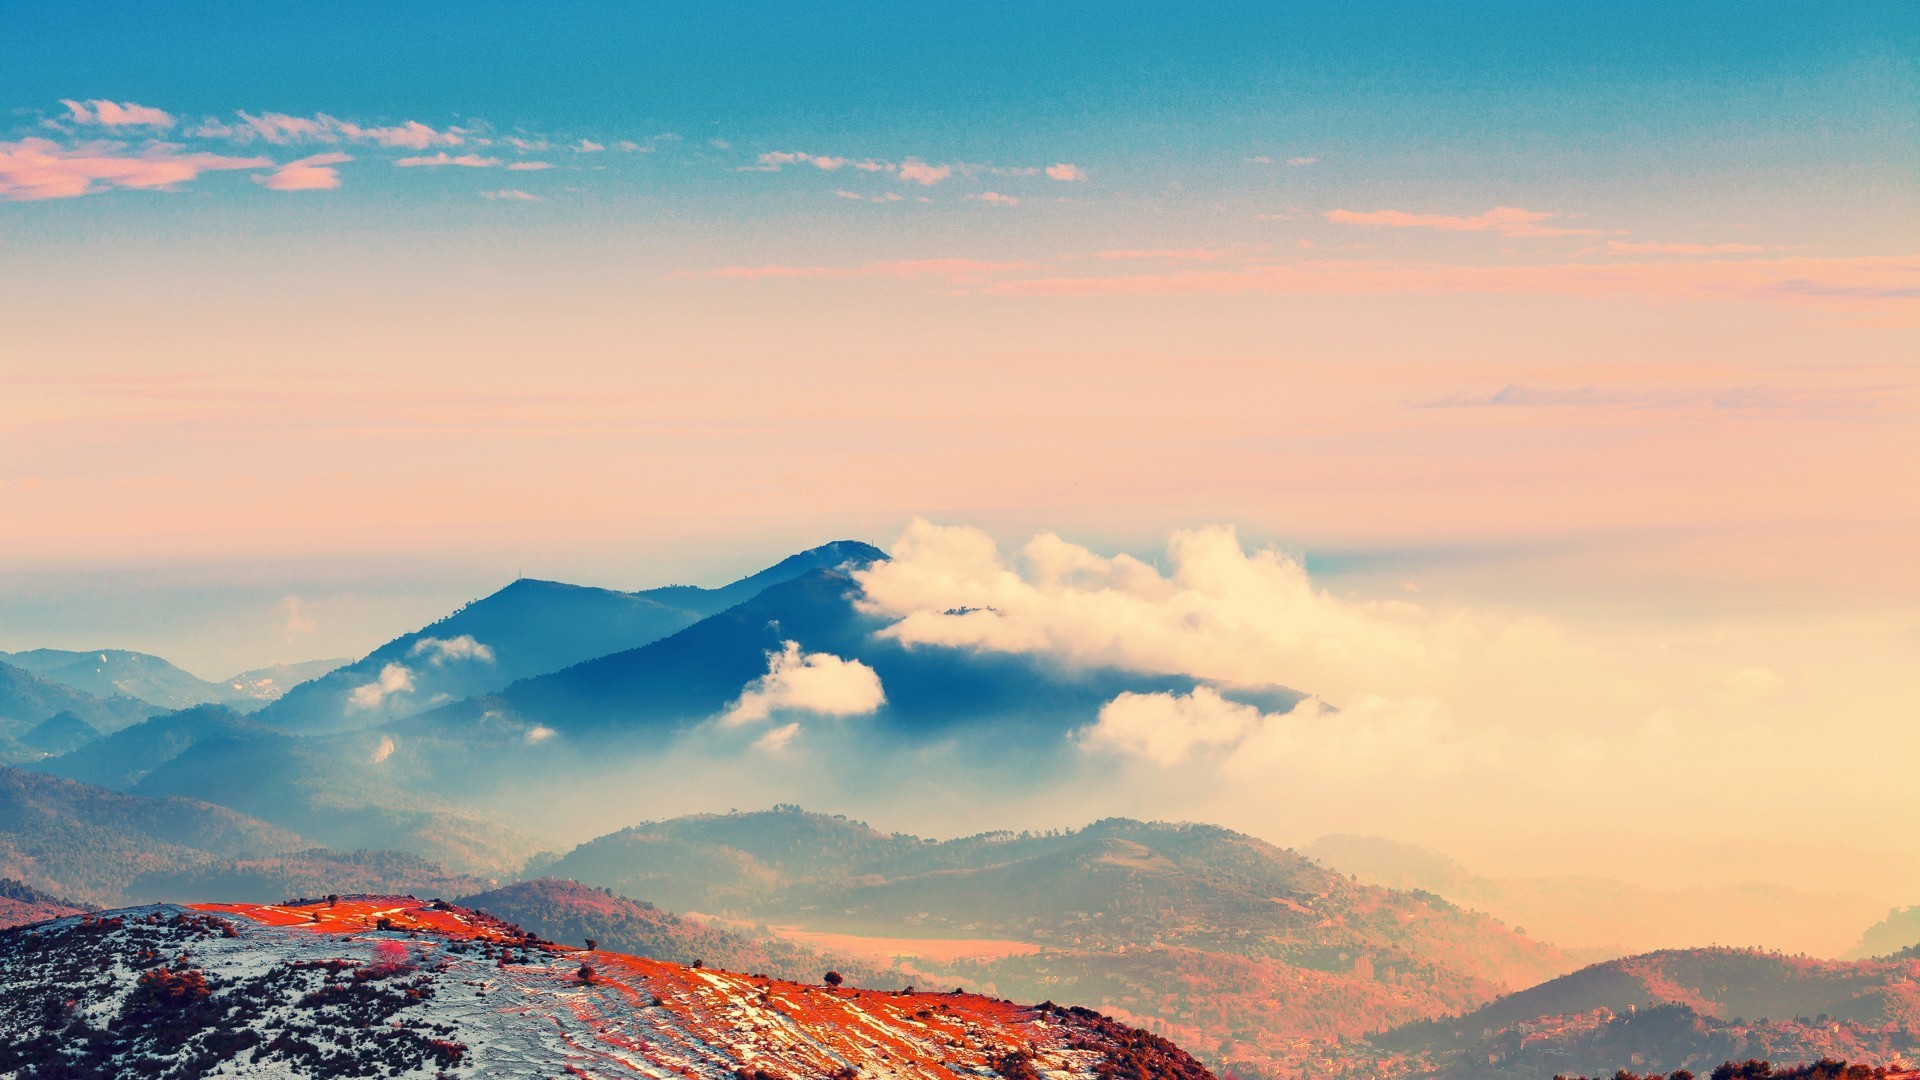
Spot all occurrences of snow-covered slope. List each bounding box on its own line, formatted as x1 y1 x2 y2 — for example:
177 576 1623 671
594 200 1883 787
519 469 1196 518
0 895 1216 1080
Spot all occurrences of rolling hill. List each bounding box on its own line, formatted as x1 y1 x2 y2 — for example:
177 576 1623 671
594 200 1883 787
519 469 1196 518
543 808 1571 1078
0 764 310 904
33 703 276 790
0 895 1216 1080
1354 947 1920 1080
460 877 898 987
0 876 86 929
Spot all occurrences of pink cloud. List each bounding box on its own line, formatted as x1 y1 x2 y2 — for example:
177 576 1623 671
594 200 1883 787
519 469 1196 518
682 257 1034 283
976 254 1920 312
1094 247 1236 262
481 189 542 201
0 137 270 200
59 99 175 129
968 191 1019 206
1607 240 1770 255
505 161 554 171
359 120 466 149
896 158 952 185
1326 205 1607 238
1045 162 1086 181
394 152 500 168
259 152 351 191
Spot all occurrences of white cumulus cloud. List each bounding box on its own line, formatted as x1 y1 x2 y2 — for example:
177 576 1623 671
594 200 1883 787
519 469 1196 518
721 641 885 726
409 635 496 664
348 662 415 709
1078 687 1275 764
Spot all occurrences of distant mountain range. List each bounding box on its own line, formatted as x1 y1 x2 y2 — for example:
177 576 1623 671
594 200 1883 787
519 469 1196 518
252 540 887 733
30 540 1306 874
1849 907 1920 960
0 763 501 907
0 659 155 751
0 648 342 712
1307 834 1890 960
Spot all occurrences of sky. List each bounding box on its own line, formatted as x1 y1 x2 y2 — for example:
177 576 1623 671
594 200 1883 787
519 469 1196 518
2 2 1918 878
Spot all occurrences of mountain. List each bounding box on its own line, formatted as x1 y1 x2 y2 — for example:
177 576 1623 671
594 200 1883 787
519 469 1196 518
1308 834 1889 959
485 566 1295 742
127 848 488 904
0 895 1216 1080
459 877 897 987
1848 907 1920 960
34 703 274 790
1347 947 1920 1080
0 877 86 929
0 764 309 905
253 540 888 734
0 762 505 910
5 647 217 712
79 547 1296 871
545 808 1571 1078
0 659 154 741
221 657 349 702
25 704 538 878
19 711 100 755
129 730 543 877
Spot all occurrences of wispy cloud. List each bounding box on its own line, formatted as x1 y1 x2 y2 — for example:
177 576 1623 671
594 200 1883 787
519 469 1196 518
967 191 1019 206
0 137 270 200
59 99 175 129
260 151 350 191
753 150 885 173
394 152 500 168
195 112 466 149
1326 205 1607 238
1413 384 1881 412
832 189 903 203
750 148 1069 189
505 161 554 171
480 188 541 201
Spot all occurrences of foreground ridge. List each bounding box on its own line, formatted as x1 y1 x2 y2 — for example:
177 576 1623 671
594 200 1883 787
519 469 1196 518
0 895 1217 1080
